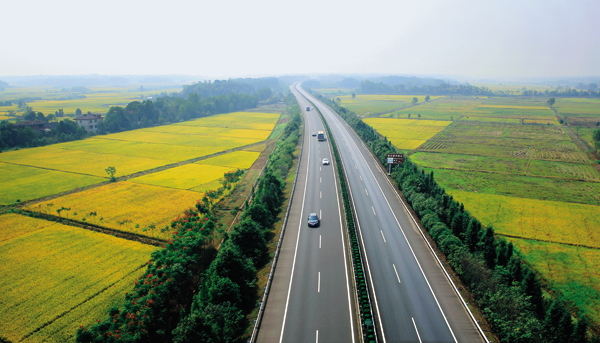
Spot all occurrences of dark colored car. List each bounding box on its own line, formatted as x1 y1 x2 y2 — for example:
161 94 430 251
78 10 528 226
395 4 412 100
307 213 320 227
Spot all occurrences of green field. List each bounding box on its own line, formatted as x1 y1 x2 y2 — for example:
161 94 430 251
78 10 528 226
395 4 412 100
553 98 600 117
0 213 157 343
511 238 600 327
0 162 105 205
333 95 441 116
425 168 600 206
412 152 600 181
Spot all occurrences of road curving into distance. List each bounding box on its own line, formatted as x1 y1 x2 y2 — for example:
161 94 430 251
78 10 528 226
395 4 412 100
296 84 485 343
256 86 359 342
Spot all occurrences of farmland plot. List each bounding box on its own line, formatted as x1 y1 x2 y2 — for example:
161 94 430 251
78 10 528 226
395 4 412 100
511 238 600 326
388 97 483 120
363 118 450 150
131 164 233 190
26 182 202 239
427 168 600 206
0 162 105 205
448 190 600 247
0 214 156 343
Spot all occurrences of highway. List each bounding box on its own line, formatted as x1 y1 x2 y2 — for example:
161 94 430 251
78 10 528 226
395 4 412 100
296 84 485 343
256 87 358 342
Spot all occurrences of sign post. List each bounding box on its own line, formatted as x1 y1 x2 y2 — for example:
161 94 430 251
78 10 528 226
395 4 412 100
386 153 404 175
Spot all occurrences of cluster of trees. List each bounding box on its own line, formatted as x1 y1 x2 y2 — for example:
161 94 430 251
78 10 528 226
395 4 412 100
317 94 596 342
0 79 8 91
77 100 301 343
0 100 12 106
359 80 496 96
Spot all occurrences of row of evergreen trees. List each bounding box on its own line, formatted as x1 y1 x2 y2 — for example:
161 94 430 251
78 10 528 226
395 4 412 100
76 99 301 342
314 92 596 343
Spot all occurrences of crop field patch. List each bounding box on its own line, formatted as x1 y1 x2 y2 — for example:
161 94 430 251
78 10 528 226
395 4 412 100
0 146 169 178
94 130 259 149
447 190 600 247
510 237 600 327
0 162 105 205
553 98 600 117
478 105 550 110
426 168 600 206
131 164 234 190
363 118 450 150
58 138 219 162
0 214 156 343
412 152 599 181
26 182 201 239
141 125 272 140
196 151 261 169
386 97 484 120
176 111 280 131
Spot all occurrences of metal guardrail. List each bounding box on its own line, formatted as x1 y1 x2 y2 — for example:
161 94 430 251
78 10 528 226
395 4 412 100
248 100 306 343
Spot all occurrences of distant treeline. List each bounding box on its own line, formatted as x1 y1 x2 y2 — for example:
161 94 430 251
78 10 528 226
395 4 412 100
303 75 446 90
523 87 600 98
0 79 8 91
359 80 496 96
316 93 595 343
77 96 302 343
181 78 285 100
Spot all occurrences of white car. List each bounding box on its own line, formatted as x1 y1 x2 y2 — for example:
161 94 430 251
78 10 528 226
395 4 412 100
322 158 329 165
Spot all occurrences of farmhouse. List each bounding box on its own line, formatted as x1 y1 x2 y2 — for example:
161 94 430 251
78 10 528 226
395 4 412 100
74 112 103 133
14 120 56 133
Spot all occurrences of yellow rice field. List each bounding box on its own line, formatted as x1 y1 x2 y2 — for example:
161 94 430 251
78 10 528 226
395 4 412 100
26 181 202 239
177 111 280 131
142 125 272 140
0 162 105 205
131 164 233 190
196 151 260 169
449 190 600 248
94 130 258 149
0 146 169 177
363 118 451 150
0 214 156 343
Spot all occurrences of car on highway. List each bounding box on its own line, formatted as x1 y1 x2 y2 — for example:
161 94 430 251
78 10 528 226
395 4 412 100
322 158 329 165
312 132 316 136
307 213 320 227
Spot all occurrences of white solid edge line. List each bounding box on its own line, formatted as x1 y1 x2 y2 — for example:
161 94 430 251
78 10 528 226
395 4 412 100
333 102 458 343
278 100 312 343
393 264 401 283
413 318 423 343
316 330 319 343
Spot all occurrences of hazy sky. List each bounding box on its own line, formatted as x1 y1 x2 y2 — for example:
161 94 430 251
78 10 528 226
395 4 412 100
1 0 599 80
